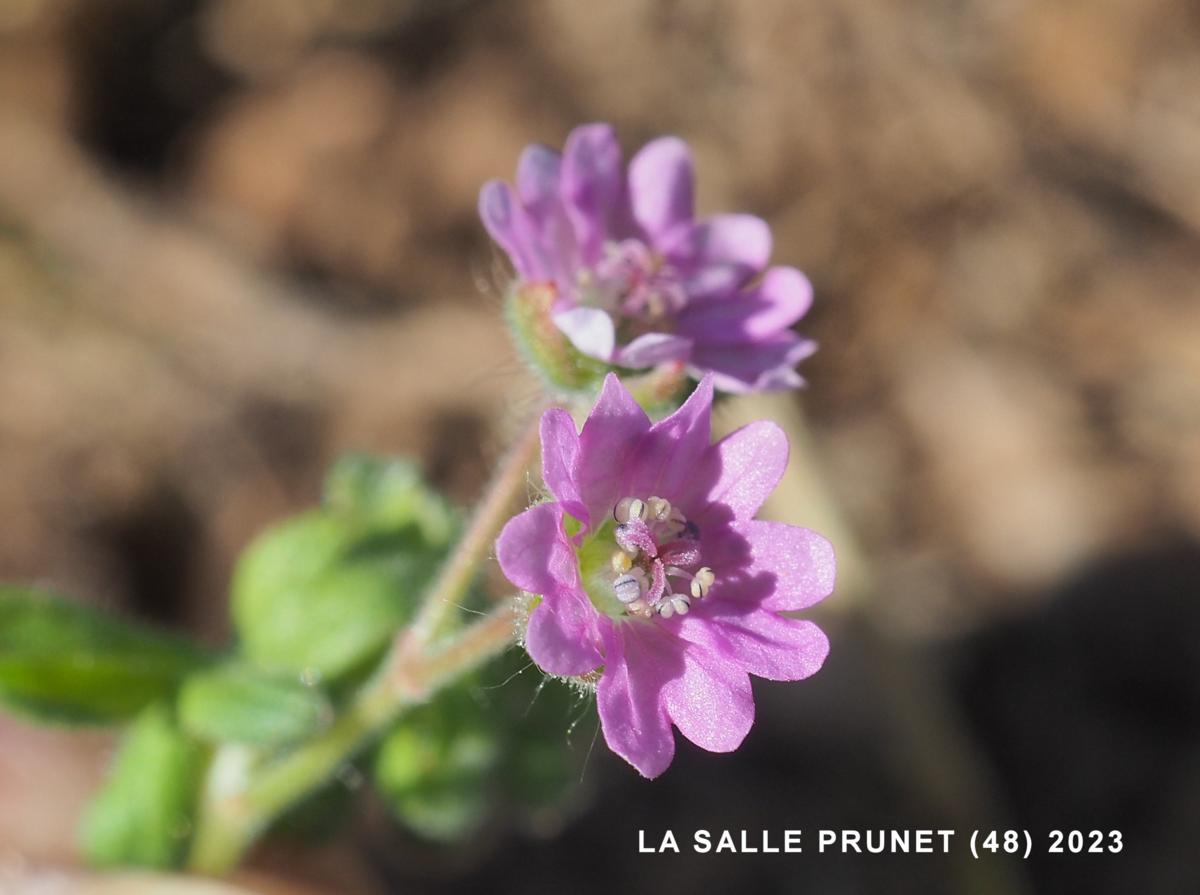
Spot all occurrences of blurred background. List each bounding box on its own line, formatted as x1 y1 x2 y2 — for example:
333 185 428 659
1 0 1199 893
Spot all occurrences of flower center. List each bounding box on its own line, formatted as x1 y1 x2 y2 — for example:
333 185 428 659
594 495 713 621
577 240 687 334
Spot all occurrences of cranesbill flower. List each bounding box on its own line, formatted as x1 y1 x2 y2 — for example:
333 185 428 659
496 374 834 777
480 124 817 393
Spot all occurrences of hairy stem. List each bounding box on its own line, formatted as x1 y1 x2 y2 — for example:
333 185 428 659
187 603 516 874
407 411 543 645
189 404 547 873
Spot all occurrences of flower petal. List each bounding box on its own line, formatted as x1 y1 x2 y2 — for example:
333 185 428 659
561 123 625 262
552 306 616 361
577 374 651 518
496 503 578 596
613 332 692 369
597 624 677 778
728 520 837 612
662 644 754 753
690 333 817 393
678 607 829 682
517 145 579 283
698 420 789 522
525 590 604 676
479 180 545 280
676 266 813 344
629 375 714 502
663 214 772 300
539 408 587 524
516 144 561 211
628 136 694 241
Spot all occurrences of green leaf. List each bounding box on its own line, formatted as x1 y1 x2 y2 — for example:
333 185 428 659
373 685 500 842
231 513 443 679
232 456 456 680
79 703 204 869
324 454 456 544
487 653 586 815
373 656 588 842
0 585 208 725
178 663 330 746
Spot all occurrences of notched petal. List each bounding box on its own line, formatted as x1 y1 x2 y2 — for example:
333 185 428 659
663 646 754 753
700 421 789 522
596 626 676 778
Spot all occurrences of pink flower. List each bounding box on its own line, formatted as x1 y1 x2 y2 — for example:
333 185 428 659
495 374 835 777
480 124 817 393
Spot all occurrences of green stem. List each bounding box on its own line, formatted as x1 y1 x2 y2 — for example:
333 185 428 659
187 603 516 873
407 410 544 645
188 407 546 874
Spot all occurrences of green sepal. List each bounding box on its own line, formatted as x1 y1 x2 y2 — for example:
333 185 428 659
504 283 609 394
505 282 690 414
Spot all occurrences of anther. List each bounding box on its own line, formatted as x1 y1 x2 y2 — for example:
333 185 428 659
661 506 688 538
690 567 715 599
656 594 691 618
611 551 633 574
645 496 672 522
613 571 646 605
615 497 647 523
626 598 652 619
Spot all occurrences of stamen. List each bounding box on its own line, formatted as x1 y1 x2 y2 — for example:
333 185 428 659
607 495 713 622
626 598 652 619
660 541 701 569
615 497 647 523
613 571 646 605
659 506 688 539
645 496 672 522
656 593 691 618
690 567 714 599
